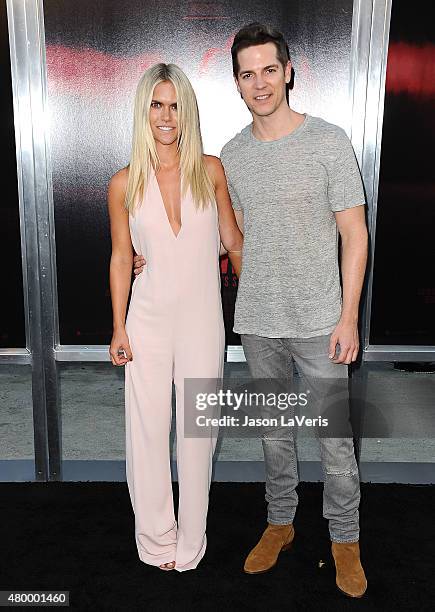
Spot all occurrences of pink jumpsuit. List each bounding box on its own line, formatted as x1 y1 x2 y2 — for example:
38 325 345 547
124 169 224 572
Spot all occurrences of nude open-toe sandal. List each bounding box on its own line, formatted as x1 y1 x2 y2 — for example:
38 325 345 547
159 561 175 571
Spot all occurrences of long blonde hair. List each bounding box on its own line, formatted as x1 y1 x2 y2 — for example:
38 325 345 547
125 63 215 214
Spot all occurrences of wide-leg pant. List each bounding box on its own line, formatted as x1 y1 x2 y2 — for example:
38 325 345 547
125 320 224 572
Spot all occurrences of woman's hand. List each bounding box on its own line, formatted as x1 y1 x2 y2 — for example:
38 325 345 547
109 327 133 366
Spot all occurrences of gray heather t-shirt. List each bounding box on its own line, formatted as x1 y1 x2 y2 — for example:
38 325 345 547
220 113 365 338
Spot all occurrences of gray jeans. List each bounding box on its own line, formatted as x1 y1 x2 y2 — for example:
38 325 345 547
241 333 360 543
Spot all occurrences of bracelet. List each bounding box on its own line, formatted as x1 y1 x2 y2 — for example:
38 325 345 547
227 250 242 254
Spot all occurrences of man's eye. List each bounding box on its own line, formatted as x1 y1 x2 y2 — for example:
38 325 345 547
242 74 251 79
266 68 276 73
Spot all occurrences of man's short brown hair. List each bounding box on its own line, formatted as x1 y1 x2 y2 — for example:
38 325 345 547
231 22 291 77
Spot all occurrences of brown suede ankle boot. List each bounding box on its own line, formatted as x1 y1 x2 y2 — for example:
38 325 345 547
244 523 295 574
331 541 367 598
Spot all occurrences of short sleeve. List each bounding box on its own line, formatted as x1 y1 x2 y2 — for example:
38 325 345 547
220 149 243 211
328 129 366 212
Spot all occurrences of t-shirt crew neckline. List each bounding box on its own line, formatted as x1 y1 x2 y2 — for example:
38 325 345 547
249 113 309 145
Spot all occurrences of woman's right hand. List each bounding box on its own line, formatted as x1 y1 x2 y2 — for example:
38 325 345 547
109 328 133 366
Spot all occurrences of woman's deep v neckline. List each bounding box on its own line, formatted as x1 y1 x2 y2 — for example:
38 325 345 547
154 169 183 239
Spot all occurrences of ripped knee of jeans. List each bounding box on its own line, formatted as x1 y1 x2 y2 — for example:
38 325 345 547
324 467 359 477
261 430 294 442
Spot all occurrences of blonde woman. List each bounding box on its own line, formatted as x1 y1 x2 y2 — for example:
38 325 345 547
107 63 243 572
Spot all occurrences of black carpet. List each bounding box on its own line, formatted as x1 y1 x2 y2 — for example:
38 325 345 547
0 482 434 611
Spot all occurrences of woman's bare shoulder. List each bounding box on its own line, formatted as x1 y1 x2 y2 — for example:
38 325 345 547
109 166 129 193
203 154 224 184
203 154 222 170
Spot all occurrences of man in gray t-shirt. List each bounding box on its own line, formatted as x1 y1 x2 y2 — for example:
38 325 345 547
220 23 368 598
220 114 365 338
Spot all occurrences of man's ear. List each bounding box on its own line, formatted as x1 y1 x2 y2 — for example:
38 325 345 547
284 60 292 84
